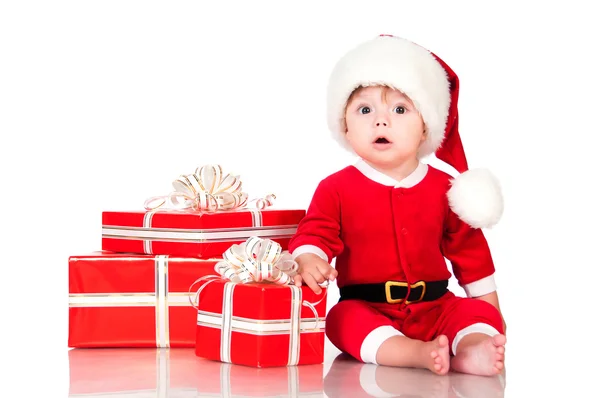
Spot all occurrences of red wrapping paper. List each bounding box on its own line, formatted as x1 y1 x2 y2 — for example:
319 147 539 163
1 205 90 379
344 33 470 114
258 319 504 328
101 208 305 257
195 279 327 368
69 251 218 348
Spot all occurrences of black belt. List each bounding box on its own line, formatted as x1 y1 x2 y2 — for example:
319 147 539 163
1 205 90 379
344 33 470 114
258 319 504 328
339 280 449 304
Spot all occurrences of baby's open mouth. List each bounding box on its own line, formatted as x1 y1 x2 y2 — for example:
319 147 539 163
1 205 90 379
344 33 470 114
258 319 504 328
374 137 390 144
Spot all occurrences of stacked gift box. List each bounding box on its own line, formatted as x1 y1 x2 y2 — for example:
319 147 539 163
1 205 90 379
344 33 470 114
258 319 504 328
68 164 327 368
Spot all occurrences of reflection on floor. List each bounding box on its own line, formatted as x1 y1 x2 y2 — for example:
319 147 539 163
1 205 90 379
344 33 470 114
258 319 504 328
68 347 506 397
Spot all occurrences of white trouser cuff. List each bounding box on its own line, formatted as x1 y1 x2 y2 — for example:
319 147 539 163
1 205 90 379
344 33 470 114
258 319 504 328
451 322 500 355
360 325 403 365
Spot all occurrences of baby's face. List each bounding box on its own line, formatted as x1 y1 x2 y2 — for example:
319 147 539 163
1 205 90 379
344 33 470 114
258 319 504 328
344 86 425 168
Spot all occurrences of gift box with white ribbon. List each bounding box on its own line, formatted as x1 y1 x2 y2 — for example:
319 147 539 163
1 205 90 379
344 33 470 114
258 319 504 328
69 251 218 348
102 208 304 258
101 164 305 258
194 237 327 368
195 280 327 368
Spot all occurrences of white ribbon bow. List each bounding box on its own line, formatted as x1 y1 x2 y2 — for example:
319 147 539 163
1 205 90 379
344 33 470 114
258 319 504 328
214 236 298 285
144 164 275 212
189 237 327 328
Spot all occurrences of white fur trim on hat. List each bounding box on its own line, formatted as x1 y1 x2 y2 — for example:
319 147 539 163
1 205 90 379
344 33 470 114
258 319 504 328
327 35 451 159
447 169 503 229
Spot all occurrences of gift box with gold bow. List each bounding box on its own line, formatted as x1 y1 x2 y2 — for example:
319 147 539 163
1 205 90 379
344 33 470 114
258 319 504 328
101 164 305 258
193 237 327 368
68 251 219 348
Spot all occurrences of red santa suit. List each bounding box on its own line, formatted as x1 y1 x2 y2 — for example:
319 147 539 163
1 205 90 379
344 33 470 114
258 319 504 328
288 160 503 364
288 34 506 364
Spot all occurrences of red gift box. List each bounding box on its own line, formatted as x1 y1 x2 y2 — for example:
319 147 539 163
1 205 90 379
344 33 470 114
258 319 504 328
101 208 305 257
69 251 218 348
68 348 199 397
195 279 327 368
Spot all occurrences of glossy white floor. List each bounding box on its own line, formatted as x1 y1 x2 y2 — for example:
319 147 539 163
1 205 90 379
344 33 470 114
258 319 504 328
68 339 506 398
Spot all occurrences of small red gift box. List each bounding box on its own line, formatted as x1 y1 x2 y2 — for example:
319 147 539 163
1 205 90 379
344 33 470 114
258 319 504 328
69 251 218 348
195 278 327 368
101 208 305 257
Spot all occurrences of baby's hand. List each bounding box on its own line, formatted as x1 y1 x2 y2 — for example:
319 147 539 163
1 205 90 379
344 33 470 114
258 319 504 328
293 253 337 294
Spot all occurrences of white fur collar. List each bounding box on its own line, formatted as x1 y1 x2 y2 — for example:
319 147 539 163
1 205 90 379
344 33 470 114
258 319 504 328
353 159 428 188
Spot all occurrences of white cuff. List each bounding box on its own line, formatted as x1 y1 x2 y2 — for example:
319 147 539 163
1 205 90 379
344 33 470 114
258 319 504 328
291 244 329 262
359 365 398 397
463 274 496 297
451 322 500 355
360 325 403 365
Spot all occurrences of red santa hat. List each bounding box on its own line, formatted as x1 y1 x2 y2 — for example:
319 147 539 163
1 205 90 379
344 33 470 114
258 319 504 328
327 34 503 229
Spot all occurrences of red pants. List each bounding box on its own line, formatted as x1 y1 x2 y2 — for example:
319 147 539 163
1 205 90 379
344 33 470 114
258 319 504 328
326 291 503 364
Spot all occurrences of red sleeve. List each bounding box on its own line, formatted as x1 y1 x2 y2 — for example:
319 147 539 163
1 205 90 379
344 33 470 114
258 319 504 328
288 179 344 263
441 207 495 287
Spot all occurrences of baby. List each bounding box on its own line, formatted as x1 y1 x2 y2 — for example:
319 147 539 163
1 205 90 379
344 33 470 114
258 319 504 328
288 35 506 376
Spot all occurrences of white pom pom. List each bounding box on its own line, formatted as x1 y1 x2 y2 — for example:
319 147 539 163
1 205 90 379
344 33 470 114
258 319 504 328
447 168 504 229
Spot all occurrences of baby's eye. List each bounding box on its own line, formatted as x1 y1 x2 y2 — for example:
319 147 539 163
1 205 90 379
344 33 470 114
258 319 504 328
394 106 406 114
359 106 371 114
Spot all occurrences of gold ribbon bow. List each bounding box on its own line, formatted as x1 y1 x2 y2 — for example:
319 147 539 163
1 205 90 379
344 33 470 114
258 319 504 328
144 164 275 212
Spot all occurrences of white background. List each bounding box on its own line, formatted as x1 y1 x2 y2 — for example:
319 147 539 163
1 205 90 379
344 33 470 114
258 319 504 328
2 0 599 396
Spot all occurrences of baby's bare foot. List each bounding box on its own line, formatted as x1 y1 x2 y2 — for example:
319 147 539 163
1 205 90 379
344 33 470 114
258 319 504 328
424 335 450 375
451 334 506 376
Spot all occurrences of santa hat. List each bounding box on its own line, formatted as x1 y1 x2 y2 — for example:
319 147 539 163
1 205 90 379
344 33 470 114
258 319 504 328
327 34 503 229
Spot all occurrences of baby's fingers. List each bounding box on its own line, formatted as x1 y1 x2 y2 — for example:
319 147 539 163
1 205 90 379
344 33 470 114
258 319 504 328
316 262 335 281
302 272 323 295
293 274 303 287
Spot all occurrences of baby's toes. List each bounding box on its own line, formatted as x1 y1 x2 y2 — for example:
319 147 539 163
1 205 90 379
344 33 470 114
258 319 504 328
496 345 505 355
492 334 506 346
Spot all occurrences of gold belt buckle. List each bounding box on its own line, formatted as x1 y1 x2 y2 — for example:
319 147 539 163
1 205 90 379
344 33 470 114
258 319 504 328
405 281 426 304
384 281 407 304
385 280 427 304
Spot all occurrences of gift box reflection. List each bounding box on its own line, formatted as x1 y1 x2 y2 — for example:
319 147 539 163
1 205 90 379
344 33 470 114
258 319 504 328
68 348 324 397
